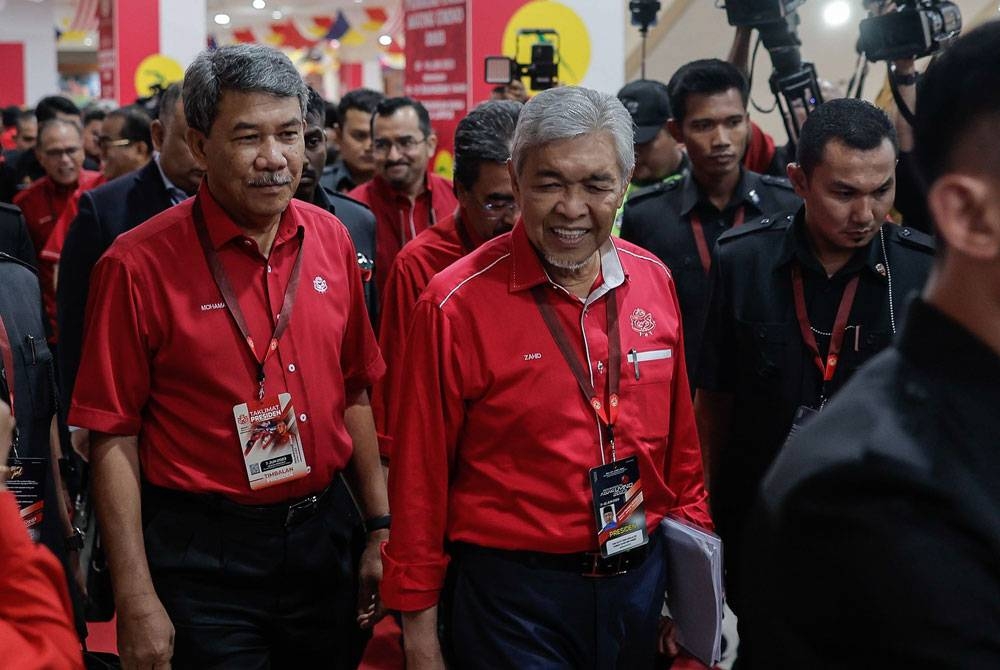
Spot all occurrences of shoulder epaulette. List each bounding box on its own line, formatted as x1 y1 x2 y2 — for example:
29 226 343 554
889 224 935 254
325 187 373 212
0 251 37 275
758 174 795 190
627 177 681 203
718 212 791 244
0 202 23 218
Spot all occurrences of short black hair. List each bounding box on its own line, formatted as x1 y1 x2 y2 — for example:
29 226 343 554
2 106 19 128
453 100 521 192
155 83 183 124
915 21 1000 185
667 59 749 123
796 98 897 176
15 109 35 131
35 95 81 123
106 105 153 150
337 88 383 127
324 101 338 128
372 96 432 138
305 87 325 126
83 107 107 125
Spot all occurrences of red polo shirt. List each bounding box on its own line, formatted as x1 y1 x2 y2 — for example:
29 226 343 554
69 182 385 504
348 172 459 300
380 223 712 612
372 209 485 458
13 172 102 254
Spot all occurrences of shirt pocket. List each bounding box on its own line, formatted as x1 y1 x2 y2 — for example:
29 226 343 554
735 319 789 387
621 346 676 441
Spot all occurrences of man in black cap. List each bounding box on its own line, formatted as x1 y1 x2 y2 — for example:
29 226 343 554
613 79 687 235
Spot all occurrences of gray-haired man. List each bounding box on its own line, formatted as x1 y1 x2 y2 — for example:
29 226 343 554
70 44 389 668
381 85 712 669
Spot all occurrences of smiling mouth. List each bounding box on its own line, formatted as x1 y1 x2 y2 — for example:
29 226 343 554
550 227 589 243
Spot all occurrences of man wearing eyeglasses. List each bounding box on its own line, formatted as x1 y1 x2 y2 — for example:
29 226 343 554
349 97 459 300
373 100 522 464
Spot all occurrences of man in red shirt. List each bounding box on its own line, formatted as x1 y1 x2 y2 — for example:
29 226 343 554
373 99 521 461
70 44 389 668
381 86 712 669
348 97 459 300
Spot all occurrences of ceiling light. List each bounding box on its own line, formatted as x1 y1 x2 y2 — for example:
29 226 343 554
272 10 282 19
214 13 231 25
84 37 93 46
378 34 392 46
252 0 265 8
822 1 851 28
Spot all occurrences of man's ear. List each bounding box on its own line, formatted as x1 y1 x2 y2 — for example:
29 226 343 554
426 132 438 155
185 127 210 171
928 174 1000 261
507 159 521 203
150 119 165 153
787 162 809 200
667 118 683 144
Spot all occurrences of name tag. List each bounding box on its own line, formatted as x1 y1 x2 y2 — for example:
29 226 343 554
590 456 648 557
232 393 310 490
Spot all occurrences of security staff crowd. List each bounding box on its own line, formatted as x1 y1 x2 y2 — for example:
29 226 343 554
1 15 999 670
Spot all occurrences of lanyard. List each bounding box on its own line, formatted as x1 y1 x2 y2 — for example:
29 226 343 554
0 315 19 455
530 286 621 463
192 198 304 400
690 206 744 275
791 264 860 401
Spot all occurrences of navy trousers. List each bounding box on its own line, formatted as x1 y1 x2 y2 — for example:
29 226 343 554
449 534 667 670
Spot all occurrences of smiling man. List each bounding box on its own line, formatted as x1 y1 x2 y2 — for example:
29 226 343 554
693 98 935 664
381 86 712 670
69 45 389 668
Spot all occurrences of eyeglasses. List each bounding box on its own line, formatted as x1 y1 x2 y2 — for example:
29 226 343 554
42 146 83 159
98 137 133 149
372 136 427 155
479 197 519 220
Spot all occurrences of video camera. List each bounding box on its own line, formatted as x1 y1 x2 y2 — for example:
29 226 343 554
858 1 961 62
484 29 559 91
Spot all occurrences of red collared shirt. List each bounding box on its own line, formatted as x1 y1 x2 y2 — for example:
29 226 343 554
69 182 385 504
348 172 459 300
13 172 102 254
380 222 712 611
372 209 484 457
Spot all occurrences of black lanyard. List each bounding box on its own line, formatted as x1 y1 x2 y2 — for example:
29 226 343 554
530 286 621 463
192 198 304 399
0 315 19 455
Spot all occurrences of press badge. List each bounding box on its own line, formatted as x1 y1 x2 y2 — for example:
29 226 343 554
6 457 47 542
590 456 648 557
232 393 310 490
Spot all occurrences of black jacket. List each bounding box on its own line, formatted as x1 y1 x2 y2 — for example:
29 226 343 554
0 202 37 266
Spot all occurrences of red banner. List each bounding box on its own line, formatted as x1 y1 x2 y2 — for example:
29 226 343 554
97 0 116 100
0 43 25 106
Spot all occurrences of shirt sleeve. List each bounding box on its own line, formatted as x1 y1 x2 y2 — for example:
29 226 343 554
695 243 737 392
380 297 466 612
337 224 385 397
0 490 84 670
663 276 713 531
67 253 151 435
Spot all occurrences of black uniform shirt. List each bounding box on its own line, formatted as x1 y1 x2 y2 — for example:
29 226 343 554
620 169 801 378
696 208 935 538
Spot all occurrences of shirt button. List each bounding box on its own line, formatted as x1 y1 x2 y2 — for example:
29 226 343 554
267 265 272 273
243 239 253 247
299 413 307 422
288 363 296 372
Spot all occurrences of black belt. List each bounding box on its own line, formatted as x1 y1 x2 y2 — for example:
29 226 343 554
452 533 656 578
142 480 337 528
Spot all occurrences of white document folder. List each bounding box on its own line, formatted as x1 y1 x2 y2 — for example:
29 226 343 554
660 516 725 666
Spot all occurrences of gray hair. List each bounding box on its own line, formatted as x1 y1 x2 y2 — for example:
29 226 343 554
183 44 308 135
510 86 634 184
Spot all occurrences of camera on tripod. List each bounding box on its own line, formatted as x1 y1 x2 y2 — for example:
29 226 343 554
858 1 961 62
484 29 559 91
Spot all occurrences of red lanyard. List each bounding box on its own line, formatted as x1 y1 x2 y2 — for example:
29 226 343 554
791 264 860 389
192 198 304 399
690 206 744 275
530 286 621 462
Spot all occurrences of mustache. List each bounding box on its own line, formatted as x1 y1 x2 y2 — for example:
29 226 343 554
384 160 410 169
248 172 293 187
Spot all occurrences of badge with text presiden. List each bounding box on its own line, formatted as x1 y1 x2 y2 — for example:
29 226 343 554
232 393 310 490
590 456 648 557
6 457 47 542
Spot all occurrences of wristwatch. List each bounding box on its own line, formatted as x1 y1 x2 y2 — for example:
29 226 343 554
365 514 391 533
65 527 85 551
890 65 919 86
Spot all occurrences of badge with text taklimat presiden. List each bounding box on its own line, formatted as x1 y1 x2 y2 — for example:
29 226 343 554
590 456 648 557
232 393 310 490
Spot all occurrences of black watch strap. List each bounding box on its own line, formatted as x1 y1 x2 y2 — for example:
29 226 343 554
365 514 391 533
65 527 85 551
891 67 919 86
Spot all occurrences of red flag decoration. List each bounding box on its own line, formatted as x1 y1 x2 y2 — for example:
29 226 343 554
232 28 257 44
268 21 315 50
364 7 389 25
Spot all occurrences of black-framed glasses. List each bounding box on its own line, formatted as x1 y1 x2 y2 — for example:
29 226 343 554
372 135 426 155
479 197 519 220
42 146 83 159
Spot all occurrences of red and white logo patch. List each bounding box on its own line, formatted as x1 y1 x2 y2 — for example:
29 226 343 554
630 308 656 337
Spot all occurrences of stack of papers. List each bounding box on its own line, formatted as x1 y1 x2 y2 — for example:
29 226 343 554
660 516 725 666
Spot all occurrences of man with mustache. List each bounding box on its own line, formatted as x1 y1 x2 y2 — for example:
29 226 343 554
621 59 801 379
349 97 459 300
296 87 378 324
694 98 935 665
70 45 388 668
372 99 521 463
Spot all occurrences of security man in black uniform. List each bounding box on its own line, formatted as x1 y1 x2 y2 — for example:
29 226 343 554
694 98 934 666
621 59 801 377
0 202 37 266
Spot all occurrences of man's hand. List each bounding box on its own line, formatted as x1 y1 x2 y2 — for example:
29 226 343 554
658 616 680 657
356 529 388 629
117 592 174 670
402 606 447 670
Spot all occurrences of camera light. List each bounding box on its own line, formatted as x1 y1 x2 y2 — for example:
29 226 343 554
822 1 851 27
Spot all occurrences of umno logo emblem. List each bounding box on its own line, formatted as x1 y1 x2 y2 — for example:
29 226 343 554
630 308 656 337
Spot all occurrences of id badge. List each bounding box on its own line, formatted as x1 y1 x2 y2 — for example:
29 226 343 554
589 455 648 557
232 393 310 490
6 457 47 542
784 405 820 448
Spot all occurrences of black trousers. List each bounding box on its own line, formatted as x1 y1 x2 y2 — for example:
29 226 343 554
142 480 367 669
447 533 667 670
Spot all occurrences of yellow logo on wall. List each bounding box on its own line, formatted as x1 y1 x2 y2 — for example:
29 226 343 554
134 55 185 97
502 1 591 89
433 149 454 180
